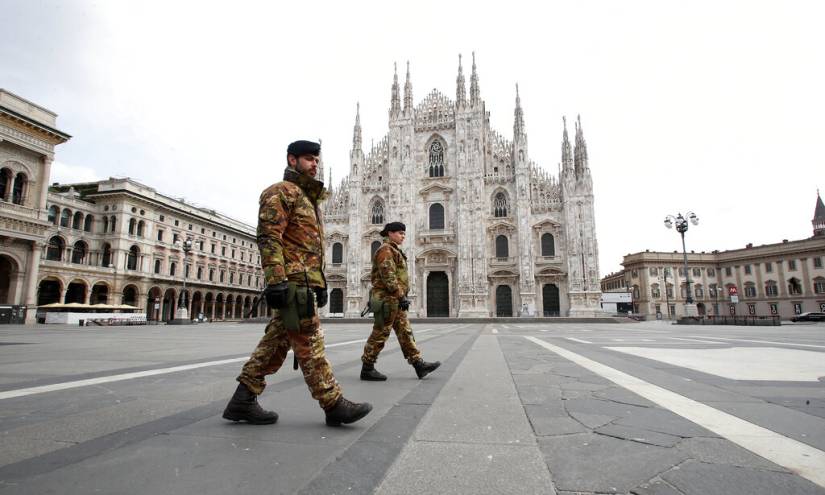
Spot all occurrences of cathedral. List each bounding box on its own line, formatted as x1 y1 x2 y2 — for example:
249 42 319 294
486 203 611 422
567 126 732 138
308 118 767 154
321 55 603 318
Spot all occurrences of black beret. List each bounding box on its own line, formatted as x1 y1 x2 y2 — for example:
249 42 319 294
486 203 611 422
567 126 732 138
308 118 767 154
287 140 321 156
380 221 406 237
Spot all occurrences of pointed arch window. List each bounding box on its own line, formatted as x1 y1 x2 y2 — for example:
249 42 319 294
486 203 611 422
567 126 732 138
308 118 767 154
84 215 94 232
493 192 509 217
541 233 555 256
110 216 117 233
371 199 384 225
429 203 445 230
129 218 136 235
102 216 109 233
428 140 445 177
137 220 145 237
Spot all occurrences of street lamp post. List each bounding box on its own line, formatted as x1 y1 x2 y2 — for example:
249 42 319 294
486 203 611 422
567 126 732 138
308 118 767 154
169 237 193 324
664 212 699 317
712 285 720 317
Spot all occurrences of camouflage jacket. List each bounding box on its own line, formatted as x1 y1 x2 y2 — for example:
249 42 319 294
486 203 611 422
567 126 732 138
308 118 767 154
257 167 327 288
371 240 408 299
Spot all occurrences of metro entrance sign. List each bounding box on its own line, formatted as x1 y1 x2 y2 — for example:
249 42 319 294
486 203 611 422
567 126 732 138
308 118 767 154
729 286 739 304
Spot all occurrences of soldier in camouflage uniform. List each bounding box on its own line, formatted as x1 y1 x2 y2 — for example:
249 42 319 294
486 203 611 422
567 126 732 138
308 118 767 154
223 140 372 426
360 222 441 381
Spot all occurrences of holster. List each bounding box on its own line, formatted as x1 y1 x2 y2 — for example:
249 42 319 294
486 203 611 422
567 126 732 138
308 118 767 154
281 283 316 331
370 293 386 328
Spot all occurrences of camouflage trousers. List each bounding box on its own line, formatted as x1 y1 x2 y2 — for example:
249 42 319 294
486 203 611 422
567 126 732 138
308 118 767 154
361 298 421 365
237 310 341 410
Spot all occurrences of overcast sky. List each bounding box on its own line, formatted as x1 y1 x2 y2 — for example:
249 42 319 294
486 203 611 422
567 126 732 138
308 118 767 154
2 0 823 274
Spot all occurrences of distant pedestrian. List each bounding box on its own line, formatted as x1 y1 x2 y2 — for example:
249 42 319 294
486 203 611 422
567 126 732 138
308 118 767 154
360 221 440 381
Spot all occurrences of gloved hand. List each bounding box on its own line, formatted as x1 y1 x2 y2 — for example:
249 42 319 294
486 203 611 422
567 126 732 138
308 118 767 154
399 297 410 311
263 282 289 308
314 288 328 308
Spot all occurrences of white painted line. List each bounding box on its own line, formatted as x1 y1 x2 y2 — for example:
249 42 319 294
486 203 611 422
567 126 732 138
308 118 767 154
491 328 499 334
0 336 371 401
565 337 593 344
640 339 654 342
524 336 825 489
670 337 727 344
691 336 825 350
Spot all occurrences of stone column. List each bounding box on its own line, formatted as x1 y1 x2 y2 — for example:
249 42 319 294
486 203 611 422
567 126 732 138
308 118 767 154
24 241 44 324
39 156 53 210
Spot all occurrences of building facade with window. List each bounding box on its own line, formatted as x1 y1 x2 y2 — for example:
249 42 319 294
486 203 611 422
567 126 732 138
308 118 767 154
38 178 265 322
601 193 825 320
322 56 603 317
0 89 71 323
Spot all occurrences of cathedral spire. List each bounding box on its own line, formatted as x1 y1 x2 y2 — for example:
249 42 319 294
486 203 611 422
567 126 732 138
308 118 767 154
352 102 362 151
456 54 467 108
403 61 413 113
470 51 480 107
573 114 589 177
813 189 825 237
390 62 401 118
513 83 525 139
561 116 573 173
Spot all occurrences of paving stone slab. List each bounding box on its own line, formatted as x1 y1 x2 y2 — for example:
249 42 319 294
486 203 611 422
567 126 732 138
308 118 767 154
538 433 687 494
513 383 562 405
662 460 825 495
595 423 683 447
524 405 588 436
376 442 555 495
567 411 617 429
612 407 717 439
630 478 686 495
674 437 790 472
563 397 653 418
594 386 659 408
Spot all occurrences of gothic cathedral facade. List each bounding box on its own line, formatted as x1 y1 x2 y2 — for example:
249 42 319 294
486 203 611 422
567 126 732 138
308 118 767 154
322 55 603 318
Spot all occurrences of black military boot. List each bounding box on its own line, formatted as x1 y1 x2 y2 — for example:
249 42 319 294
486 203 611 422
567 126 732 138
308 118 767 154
222 382 278 424
325 396 373 426
360 362 388 381
412 359 441 379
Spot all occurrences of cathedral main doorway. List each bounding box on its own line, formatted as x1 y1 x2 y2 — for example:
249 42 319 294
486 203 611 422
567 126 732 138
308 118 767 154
543 284 560 317
495 285 513 317
426 272 449 317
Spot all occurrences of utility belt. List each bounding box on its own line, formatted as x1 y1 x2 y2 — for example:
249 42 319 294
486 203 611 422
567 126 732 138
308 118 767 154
281 282 316 332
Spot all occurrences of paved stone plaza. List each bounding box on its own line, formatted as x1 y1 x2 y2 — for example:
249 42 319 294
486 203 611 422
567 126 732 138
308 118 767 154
1 320 824 494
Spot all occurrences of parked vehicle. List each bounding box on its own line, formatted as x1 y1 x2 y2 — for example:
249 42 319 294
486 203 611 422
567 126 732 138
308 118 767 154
790 312 825 322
